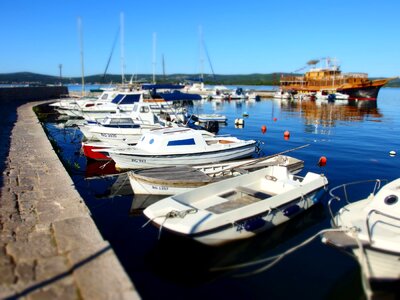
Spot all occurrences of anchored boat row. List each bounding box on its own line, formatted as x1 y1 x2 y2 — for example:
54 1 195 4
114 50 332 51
49 83 399 292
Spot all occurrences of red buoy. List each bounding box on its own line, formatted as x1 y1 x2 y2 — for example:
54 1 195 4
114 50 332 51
273 117 277 122
261 125 267 134
284 130 290 138
318 156 327 167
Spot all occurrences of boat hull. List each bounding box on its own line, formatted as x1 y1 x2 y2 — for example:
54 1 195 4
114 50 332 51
353 247 400 282
339 85 383 100
143 166 328 246
128 155 304 195
82 142 111 161
191 188 325 246
110 143 257 170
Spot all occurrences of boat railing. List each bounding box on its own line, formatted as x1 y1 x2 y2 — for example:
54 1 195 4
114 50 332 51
366 209 400 245
327 179 388 226
343 72 368 78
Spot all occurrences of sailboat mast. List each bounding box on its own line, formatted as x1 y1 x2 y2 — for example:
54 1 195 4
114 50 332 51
199 26 204 81
120 12 125 84
162 54 166 80
77 17 85 96
152 32 157 83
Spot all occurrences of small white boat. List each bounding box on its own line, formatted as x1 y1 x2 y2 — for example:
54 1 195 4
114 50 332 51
51 90 119 117
195 114 227 123
315 90 349 101
105 127 256 170
273 89 293 99
143 165 328 246
128 155 303 195
322 179 400 283
79 99 183 143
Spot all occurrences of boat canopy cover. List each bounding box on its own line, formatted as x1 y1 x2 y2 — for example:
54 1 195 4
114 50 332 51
185 78 204 83
111 94 142 104
141 84 185 90
158 91 202 101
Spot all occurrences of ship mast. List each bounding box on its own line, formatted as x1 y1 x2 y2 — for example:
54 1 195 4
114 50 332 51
152 32 157 84
77 17 85 96
120 12 125 84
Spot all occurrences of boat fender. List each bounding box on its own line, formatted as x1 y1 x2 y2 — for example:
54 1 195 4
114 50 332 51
244 218 266 231
283 205 300 217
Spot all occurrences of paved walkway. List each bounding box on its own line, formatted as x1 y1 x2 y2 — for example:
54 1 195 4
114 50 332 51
0 100 139 299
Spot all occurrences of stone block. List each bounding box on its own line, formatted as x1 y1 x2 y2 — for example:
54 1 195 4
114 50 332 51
15 262 35 284
67 241 139 300
52 217 104 254
6 231 57 262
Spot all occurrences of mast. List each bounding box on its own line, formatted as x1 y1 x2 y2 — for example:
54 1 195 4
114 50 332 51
199 25 204 81
152 32 157 83
162 54 166 80
77 17 85 96
120 12 126 84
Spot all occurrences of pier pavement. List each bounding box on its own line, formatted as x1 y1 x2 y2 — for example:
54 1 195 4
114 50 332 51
0 99 139 299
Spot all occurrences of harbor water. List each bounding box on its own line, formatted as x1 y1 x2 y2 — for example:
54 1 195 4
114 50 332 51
43 86 400 299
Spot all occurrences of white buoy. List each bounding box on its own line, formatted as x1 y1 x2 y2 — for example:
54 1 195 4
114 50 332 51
389 150 396 156
234 118 244 125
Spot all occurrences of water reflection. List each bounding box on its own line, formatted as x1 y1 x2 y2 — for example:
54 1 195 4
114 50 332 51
280 99 381 126
143 204 326 285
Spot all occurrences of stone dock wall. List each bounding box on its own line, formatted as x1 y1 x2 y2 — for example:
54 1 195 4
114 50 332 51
0 89 139 299
0 86 69 102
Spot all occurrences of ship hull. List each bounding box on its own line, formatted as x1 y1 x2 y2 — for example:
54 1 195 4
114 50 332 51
338 85 383 100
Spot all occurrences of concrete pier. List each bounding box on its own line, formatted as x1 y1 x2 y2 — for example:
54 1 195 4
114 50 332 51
0 98 139 299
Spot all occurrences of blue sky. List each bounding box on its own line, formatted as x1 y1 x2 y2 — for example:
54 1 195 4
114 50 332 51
1 0 399 77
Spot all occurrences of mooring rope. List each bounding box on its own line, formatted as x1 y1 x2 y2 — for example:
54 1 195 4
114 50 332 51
142 208 198 239
210 227 373 299
350 229 373 300
210 228 344 275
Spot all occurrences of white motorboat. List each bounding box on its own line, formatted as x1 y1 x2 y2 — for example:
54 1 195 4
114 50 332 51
315 90 349 101
78 91 144 120
273 89 293 99
194 114 227 124
79 99 184 143
51 90 118 117
322 179 400 283
128 154 303 195
143 165 328 246
104 127 256 170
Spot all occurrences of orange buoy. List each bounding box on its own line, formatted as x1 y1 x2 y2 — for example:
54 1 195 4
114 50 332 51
261 125 267 134
318 156 327 167
284 130 290 138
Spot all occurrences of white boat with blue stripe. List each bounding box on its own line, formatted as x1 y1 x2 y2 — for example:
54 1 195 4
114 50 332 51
104 127 257 170
143 165 328 246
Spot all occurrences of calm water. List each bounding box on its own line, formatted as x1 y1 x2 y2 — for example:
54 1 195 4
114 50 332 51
43 87 400 300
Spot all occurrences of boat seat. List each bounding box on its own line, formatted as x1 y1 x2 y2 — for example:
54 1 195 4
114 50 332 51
236 186 272 200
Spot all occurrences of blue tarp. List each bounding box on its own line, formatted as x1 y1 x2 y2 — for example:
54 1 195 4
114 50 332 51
111 94 141 104
158 91 202 101
141 84 185 90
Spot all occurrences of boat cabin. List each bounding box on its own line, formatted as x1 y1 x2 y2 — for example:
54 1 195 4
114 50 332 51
136 128 215 153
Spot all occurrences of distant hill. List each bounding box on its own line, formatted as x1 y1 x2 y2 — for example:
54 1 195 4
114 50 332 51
0 72 284 86
0 72 398 87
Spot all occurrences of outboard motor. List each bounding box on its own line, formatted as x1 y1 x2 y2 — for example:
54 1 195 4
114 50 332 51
204 121 219 134
236 88 243 95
